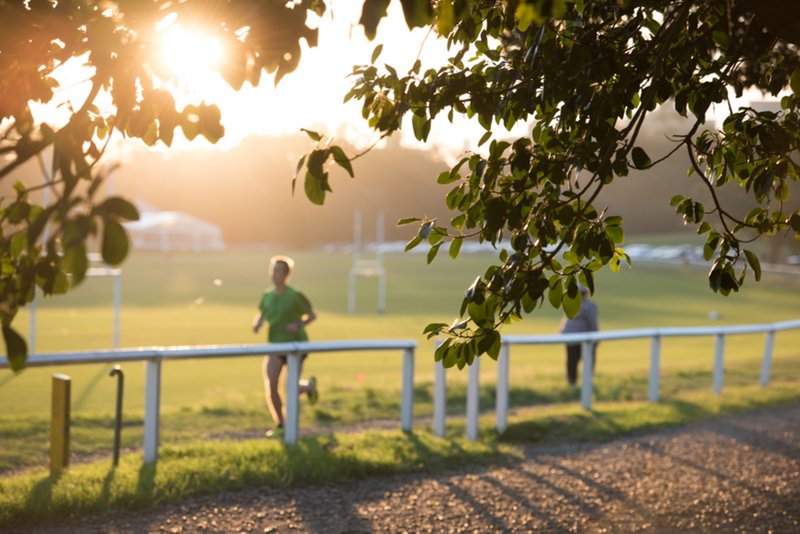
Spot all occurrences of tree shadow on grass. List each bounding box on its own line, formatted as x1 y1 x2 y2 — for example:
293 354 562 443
500 398 717 444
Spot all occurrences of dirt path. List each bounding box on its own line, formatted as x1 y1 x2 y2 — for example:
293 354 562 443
20 404 800 533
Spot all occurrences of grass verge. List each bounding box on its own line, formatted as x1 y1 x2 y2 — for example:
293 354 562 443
1 382 799 529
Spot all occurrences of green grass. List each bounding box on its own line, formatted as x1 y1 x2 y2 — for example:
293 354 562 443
1 382 798 530
0 246 798 526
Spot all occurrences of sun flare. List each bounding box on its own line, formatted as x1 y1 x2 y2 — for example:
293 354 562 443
160 23 223 82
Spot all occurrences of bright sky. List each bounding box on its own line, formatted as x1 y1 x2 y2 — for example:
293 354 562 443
25 1 780 167
149 1 483 161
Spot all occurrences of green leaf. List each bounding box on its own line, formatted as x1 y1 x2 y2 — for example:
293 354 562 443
631 147 651 169
63 245 89 286
427 243 441 264
371 44 383 64
449 236 463 259
744 249 761 281
405 235 423 252
95 197 139 221
2 325 27 372
301 128 322 142
304 171 327 205
562 286 582 318
101 219 129 266
791 70 800 93
397 217 421 226
329 145 354 178
547 277 563 309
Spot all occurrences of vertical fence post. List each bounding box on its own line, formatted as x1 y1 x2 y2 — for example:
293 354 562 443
760 330 776 388
581 341 593 410
401 347 414 432
285 351 301 444
713 334 725 395
433 356 446 437
648 335 661 403
495 342 510 434
112 273 121 349
50 374 71 476
143 358 161 463
466 355 480 441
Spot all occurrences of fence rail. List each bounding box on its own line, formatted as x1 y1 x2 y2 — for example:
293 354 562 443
431 319 800 439
3 319 799 461
0 340 417 462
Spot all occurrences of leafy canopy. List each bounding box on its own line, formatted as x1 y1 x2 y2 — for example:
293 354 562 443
298 0 800 368
1 0 799 371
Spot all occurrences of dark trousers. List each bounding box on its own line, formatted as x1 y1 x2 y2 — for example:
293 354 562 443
566 343 597 385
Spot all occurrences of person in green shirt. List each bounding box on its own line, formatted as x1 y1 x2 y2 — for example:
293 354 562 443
253 256 318 438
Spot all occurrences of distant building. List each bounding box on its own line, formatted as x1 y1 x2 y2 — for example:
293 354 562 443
124 201 224 252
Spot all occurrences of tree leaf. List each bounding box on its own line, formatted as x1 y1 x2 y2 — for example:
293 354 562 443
371 44 383 63
449 236 463 259
101 219 130 266
2 325 27 372
95 197 139 221
301 128 323 142
744 249 761 281
631 147 651 169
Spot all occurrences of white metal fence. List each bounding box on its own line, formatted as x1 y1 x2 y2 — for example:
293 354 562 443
430 319 800 440
2 319 799 462
0 340 417 462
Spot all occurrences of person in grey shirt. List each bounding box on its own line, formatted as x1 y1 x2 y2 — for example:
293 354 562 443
559 285 599 386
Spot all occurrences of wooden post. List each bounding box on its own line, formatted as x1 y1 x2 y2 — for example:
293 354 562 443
50 374 71 476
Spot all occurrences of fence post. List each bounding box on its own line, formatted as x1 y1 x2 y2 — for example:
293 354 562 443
50 374 71 476
433 357 446 437
581 341 593 410
466 355 480 441
401 347 415 432
712 334 725 395
760 330 776 388
285 351 301 444
495 342 510 434
143 358 161 463
648 335 661 403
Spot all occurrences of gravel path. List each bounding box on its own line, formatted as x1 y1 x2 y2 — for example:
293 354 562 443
21 404 800 533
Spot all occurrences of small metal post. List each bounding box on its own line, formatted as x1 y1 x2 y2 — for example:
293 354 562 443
401 347 415 432
112 273 122 349
466 355 480 441
495 342 510 434
433 357 446 437
109 365 124 466
50 374 71 476
713 334 725 395
285 352 301 444
581 341 593 410
648 335 661 403
760 330 775 388
143 358 161 463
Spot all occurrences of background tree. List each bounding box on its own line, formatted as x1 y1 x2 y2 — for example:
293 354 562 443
1 0 799 371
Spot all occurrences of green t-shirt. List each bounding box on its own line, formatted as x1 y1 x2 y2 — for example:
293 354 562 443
258 286 312 343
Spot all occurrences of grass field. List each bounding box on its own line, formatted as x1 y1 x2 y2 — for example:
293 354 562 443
1 245 799 474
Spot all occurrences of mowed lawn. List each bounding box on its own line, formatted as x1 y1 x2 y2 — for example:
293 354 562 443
1 246 799 472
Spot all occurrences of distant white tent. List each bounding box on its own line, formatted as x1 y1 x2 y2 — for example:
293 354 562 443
124 206 225 252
